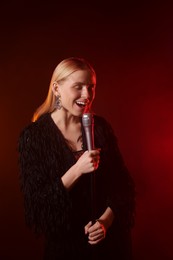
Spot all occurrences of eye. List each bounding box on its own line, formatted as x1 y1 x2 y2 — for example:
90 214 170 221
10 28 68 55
74 84 82 90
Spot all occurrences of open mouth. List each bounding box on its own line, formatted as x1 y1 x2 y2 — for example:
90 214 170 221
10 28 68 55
75 100 89 108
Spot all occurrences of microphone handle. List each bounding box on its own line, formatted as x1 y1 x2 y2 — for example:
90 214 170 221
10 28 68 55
85 126 93 151
82 113 96 223
86 124 95 223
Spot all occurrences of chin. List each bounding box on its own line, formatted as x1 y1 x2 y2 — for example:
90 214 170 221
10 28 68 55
71 111 83 117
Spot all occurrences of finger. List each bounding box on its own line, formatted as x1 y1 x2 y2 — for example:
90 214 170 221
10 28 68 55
89 240 102 245
96 220 106 237
84 221 92 234
88 223 102 239
88 228 105 245
90 150 100 156
93 161 99 170
88 232 104 245
92 155 100 162
88 225 104 238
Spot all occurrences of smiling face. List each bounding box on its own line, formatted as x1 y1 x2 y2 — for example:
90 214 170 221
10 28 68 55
54 69 96 117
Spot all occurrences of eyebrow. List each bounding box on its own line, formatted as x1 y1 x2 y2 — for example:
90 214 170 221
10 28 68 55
72 82 95 86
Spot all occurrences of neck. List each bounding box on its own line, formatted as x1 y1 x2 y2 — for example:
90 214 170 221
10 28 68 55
51 109 83 151
51 109 81 130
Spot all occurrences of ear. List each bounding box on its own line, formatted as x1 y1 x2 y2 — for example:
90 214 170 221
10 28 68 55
52 81 59 96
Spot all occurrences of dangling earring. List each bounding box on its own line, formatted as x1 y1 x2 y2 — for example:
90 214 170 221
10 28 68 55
55 95 62 110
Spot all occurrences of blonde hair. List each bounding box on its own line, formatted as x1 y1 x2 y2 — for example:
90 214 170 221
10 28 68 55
32 57 96 122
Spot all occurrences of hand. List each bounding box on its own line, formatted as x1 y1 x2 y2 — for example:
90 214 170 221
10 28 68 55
75 149 100 176
84 220 106 245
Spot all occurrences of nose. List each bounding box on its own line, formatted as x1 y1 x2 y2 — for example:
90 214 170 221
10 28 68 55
81 85 90 99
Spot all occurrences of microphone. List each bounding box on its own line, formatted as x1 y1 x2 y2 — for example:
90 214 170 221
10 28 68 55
82 113 94 151
82 113 96 223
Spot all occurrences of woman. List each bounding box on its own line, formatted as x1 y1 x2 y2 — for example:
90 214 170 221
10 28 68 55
18 57 135 259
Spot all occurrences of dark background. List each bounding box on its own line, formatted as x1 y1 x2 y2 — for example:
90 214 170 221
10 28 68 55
1 1 173 259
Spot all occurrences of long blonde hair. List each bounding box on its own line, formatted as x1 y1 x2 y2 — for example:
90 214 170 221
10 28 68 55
32 57 96 122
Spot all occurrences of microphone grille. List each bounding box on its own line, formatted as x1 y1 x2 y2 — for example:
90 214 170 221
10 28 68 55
82 113 92 127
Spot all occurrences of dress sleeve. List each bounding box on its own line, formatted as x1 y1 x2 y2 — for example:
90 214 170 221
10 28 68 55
18 125 71 234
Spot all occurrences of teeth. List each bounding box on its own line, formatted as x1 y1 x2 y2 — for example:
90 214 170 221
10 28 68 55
76 101 86 105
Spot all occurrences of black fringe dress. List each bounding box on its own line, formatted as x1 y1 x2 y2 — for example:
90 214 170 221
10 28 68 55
18 113 135 260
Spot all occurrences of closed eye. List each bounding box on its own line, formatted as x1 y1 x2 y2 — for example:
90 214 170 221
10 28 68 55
74 85 83 90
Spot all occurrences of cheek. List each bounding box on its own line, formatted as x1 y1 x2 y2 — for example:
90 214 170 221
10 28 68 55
61 94 75 105
60 88 80 105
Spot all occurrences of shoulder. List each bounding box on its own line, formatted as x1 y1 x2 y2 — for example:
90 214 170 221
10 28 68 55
18 113 52 148
20 113 50 135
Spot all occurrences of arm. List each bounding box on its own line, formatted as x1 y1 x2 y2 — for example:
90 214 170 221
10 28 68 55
18 125 71 234
61 150 100 190
97 206 114 230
